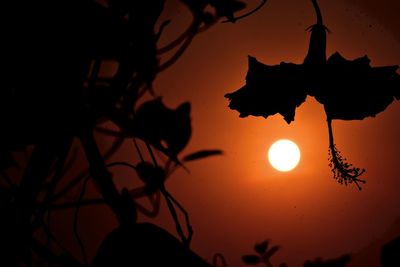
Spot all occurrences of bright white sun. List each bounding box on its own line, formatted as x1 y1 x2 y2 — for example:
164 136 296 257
268 139 301 172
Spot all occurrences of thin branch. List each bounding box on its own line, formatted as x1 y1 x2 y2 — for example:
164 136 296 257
158 32 197 72
51 136 124 203
145 142 159 168
106 161 137 171
103 137 125 160
163 188 193 246
133 138 145 162
155 19 171 41
37 219 73 258
145 141 191 246
162 188 190 247
222 0 268 23
134 190 161 218
34 138 72 226
73 177 90 267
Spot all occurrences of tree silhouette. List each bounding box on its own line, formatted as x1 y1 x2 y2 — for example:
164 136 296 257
0 0 260 266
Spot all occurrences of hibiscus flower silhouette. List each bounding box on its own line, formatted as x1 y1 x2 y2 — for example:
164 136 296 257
225 0 400 190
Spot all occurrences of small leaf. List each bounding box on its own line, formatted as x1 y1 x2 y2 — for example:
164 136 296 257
242 255 261 265
182 150 223 162
254 240 269 254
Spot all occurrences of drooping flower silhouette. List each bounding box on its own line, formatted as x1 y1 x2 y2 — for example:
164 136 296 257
225 0 400 190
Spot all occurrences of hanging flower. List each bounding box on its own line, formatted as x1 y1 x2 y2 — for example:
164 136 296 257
224 0 400 190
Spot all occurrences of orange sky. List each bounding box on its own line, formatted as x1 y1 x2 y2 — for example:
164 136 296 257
143 1 400 266
55 1 400 267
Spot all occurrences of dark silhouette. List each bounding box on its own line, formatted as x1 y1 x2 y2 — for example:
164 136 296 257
242 240 351 267
303 255 351 267
242 240 286 267
380 236 400 267
225 0 400 190
0 0 397 266
92 222 212 267
0 0 255 266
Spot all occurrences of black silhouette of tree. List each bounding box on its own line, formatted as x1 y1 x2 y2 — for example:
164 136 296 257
0 0 266 266
225 0 400 190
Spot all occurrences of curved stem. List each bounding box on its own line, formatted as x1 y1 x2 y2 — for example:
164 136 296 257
222 0 268 23
327 118 335 150
73 176 90 267
158 31 197 72
50 135 125 203
163 188 193 247
311 0 323 25
157 24 194 54
162 187 190 247
106 161 137 171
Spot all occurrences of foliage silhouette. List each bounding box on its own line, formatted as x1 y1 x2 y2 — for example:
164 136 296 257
303 255 351 267
225 0 400 190
380 236 400 267
92 222 212 267
0 0 249 266
242 240 285 267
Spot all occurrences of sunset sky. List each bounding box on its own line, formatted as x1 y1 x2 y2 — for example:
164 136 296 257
61 1 400 266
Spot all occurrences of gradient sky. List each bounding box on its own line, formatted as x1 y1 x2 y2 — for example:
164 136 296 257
57 1 400 267
152 1 400 266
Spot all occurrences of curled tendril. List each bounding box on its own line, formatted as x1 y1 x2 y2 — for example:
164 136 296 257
327 119 366 190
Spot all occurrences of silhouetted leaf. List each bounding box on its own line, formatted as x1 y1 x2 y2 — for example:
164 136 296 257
133 98 192 157
254 240 269 254
135 162 166 195
242 254 261 265
182 150 223 162
93 223 211 267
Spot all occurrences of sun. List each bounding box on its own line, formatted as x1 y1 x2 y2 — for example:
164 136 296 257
268 139 301 172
